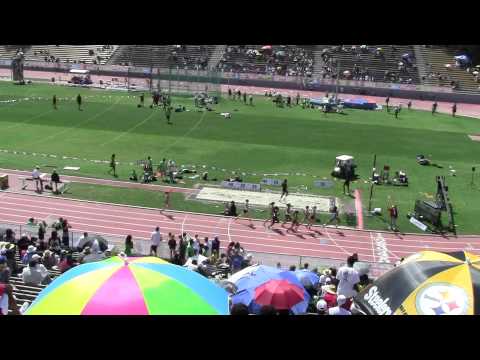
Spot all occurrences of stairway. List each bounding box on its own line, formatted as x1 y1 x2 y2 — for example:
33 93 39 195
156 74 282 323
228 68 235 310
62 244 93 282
208 45 226 70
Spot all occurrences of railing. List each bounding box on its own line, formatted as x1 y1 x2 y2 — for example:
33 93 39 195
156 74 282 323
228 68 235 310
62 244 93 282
1 221 395 278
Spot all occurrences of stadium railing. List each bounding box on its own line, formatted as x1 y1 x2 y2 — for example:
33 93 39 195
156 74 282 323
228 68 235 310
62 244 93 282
1 221 395 278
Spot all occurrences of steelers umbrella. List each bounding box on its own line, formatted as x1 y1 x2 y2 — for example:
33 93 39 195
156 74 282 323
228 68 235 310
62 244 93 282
354 251 480 315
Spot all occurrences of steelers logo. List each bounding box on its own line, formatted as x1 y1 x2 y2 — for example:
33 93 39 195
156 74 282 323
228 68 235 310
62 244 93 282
415 283 469 315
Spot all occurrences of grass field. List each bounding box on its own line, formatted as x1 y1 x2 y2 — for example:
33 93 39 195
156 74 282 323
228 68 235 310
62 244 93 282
1 81 480 234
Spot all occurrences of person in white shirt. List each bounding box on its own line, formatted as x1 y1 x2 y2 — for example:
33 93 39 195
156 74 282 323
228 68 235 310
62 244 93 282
193 235 200 256
150 227 162 256
21 256 52 286
336 256 360 299
32 166 43 193
328 295 352 315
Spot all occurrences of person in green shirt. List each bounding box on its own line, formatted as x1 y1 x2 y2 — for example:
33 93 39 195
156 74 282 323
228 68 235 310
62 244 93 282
125 235 134 257
186 239 195 258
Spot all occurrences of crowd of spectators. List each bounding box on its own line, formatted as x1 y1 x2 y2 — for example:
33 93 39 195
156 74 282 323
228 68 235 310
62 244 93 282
217 45 314 77
319 45 418 84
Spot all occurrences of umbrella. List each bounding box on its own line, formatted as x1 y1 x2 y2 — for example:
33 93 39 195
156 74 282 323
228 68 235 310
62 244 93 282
255 279 304 310
228 264 262 284
77 235 108 252
354 251 480 315
261 45 272 51
276 50 286 57
25 256 229 315
294 270 320 288
230 265 310 314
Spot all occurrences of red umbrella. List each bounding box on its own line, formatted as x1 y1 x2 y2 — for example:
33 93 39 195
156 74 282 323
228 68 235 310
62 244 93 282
254 279 305 310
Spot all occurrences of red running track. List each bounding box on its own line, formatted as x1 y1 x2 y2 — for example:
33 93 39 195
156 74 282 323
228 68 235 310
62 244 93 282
1 192 480 264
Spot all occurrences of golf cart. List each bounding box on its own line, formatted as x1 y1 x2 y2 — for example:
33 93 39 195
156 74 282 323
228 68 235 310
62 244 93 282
331 155 357 180
68 69 92 85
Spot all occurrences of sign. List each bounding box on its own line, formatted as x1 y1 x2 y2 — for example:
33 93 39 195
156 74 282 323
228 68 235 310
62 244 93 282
314 180 334 189
261 178 282 186
221 181 261 192
410 217 428 232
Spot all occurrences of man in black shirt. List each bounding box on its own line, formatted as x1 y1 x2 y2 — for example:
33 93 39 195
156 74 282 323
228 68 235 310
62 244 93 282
432 101 438 115
280 179 288 201
139 93 145 107
51 169 61 194
52 95 57 110
76 94 82 111
108 154 117 177
452 102 457 117
243 92 247 104
385 96 390 112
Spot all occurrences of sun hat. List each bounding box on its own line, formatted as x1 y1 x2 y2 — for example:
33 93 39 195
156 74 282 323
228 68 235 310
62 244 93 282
31 254 41 261
316 299 328 312
337 295 347 306
27 245 37 253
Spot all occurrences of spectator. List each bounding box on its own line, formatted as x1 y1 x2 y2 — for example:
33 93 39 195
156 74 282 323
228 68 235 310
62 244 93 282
230 303 249 315
231 251 244 274
22 258 52 286
78 232 89 251
2 244 18 275
48 231 61 253
327 295 352 315
0 256 11 284
61 218 71 248
241 253 254 269
150 227 162 256
22 245 37 265
193 235 200 256
186 259 198 272
186 239 195 258
42 250 59 270
59 254 76 273
319 269 331 285
37 221 47 251
17 234 31 258
336 255 360 303
125 235 134 257
4 229 15 243
168 233 176 260
178 234 187 263
211 236 220 257
316 299 328 315
303 263 309 270
276 262 282 269
323 283 338 308
0 283 20 315
289 265 296 271
259 305 278 315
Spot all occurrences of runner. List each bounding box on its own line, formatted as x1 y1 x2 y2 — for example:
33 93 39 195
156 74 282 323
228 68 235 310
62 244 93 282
307 206 317 229
324 203 339 228
407 101 412 110
296 92 300 106
108 154 117 177
52 95 57 110
235 199 253 226
166 106 172 125
452 102 457 117
279 179 288 201
139 93 145 107
283 203 293 225
268 206 280 229
264 202 275 227
161 190 171 212
290 210 300 232
303 205 311 225
432 101 438 115
385 96 390 112
249 94 253 106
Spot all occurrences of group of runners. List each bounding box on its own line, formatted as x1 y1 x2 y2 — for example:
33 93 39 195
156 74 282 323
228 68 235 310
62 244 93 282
234 198 340 231
385 96 458 117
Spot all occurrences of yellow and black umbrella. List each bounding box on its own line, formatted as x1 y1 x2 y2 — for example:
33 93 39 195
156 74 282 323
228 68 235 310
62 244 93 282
354 251 480 315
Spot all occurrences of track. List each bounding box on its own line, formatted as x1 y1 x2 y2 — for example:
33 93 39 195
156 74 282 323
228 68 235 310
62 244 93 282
1 192 480 266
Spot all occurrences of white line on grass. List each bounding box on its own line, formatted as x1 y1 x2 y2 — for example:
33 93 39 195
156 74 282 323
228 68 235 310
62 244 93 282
160 111 207 155
4 109 54 130
24 97 121 147
99 111 156 147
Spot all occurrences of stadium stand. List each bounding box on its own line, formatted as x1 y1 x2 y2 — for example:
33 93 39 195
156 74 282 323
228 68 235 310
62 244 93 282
312 45 421 84
216 45 315 76
416 45 479 92
10 45 118 65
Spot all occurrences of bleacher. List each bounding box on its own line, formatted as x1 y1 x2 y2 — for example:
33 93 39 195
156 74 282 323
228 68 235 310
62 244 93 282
21 45 118 65
216 45 315 76
417 45 479 93
312 45 421 84
7 252 80 314
107 45 217 70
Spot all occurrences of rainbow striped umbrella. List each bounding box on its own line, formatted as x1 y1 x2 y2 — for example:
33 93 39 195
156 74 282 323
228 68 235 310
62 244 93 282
25 256 229 315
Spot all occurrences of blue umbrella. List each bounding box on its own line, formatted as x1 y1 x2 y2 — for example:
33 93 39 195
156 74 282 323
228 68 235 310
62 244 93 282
294 270 320 288
230 265 310 314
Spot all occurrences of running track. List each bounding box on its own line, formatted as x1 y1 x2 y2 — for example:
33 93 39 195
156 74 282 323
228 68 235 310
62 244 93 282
1 192 480 266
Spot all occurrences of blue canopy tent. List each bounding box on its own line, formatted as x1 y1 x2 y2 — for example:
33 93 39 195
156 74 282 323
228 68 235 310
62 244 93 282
342 98 377 110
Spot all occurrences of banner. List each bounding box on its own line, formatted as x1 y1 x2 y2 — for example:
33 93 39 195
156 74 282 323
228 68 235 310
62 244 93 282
314 180 334 188
221 181 261 192
410 217 428 231
261 178 282 186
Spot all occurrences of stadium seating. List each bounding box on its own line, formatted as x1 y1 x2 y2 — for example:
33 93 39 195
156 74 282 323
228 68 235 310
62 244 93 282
18 45 118 65
416 45 479 92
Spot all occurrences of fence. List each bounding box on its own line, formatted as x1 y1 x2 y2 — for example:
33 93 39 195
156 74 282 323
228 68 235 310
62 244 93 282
0 220 395 278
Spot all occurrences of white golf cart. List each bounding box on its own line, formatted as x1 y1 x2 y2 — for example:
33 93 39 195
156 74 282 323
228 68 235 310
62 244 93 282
331 155 357 180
